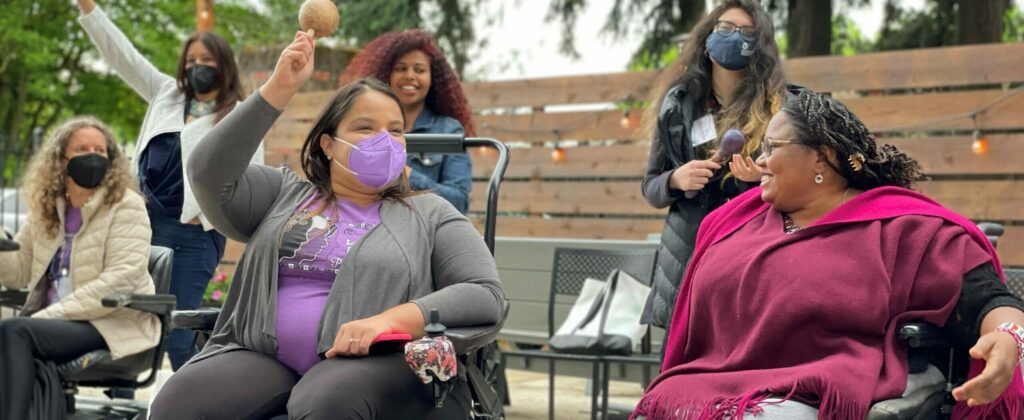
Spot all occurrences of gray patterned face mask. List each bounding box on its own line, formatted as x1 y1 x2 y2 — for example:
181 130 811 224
705 31 755 70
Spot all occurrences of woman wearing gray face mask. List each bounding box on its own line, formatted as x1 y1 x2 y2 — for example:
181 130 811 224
0 117 158 420
74 0 259 371
639 0 808 334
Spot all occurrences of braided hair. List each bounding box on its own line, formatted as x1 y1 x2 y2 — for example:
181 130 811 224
782 91 925 190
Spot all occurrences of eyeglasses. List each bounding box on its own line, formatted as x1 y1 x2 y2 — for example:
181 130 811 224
715 21 757 42
760 138 802 158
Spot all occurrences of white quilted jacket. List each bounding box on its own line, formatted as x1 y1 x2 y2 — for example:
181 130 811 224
0 188 159 359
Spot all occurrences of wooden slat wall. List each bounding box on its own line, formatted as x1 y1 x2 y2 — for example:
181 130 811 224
246 42 1024 269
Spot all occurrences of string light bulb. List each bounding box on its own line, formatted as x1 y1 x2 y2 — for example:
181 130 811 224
972 129 989 155
551 146 566 162
620 109 641 130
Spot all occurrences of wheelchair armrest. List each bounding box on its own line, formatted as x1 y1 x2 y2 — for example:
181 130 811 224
0 237 19 251
448 300 509 355
101 293 176 316
898 322 952 348
171 308 221 331
448 324 500 355
0 288 28 307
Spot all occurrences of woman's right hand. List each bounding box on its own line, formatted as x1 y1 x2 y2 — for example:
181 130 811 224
259 31 316 110
669 159 722 192
76 0 97 14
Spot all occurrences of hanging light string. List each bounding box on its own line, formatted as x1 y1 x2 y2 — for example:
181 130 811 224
476 93 646 140
871 85 1024 133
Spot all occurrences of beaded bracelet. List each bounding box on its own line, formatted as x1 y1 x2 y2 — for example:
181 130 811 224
996 322 1024 362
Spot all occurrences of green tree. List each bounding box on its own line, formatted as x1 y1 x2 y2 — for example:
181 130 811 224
875 0 1011 51
0 0 287 184
547 0 706 65
546 0 879 65
250 0 481 76
832 13 873 56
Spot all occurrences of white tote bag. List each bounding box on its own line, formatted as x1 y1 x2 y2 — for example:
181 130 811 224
549 269 651 356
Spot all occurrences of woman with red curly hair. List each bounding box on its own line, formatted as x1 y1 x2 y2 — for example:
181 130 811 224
342 29 473 214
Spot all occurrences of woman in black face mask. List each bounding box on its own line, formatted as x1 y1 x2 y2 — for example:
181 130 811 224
0 117 158 420
639 0 807 333
75 0 257 370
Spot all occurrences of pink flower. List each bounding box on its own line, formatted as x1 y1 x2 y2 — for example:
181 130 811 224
212 290 223 301
213 273 228 283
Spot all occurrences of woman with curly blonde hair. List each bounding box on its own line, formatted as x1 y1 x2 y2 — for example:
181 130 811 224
0 117 158 420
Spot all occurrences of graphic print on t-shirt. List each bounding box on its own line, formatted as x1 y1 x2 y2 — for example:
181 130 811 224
279 204 378 275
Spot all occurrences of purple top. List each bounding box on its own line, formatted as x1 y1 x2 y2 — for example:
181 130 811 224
275 195 382 374
48 207 83 305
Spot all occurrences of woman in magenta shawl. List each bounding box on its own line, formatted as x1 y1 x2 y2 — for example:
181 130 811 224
633 91 1024 420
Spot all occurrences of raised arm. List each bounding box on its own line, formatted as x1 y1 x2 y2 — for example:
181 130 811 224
76 0 173 102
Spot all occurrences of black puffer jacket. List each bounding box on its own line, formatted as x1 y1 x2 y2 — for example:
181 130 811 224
639 84 803 329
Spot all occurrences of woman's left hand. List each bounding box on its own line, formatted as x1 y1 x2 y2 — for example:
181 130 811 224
324 316 395 358
728 154 762 183
952 331 1020 407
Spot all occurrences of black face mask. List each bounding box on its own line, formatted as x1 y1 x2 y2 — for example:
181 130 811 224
187 64 221 94
66 154 109 189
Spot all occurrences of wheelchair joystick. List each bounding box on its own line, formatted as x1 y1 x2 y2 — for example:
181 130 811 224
405 308 459 408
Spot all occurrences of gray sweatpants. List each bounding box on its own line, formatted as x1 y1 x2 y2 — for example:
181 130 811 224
150 348 471 419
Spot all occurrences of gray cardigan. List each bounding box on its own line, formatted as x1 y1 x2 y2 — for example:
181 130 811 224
187 92 506 363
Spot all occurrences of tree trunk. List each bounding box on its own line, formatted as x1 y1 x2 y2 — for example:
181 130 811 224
957 0 1006 44
5 71 27 147
678 0 706 32
786 0 832 57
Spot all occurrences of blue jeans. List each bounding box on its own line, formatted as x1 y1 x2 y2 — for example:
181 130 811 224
150 213 226 371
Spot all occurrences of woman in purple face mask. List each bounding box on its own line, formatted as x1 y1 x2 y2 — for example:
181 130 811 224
149 32 506 420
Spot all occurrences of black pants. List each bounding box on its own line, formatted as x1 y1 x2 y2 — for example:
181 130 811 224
0 317 106 420
151 349 472 420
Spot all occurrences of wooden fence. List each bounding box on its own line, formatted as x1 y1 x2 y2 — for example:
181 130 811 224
239 42 1024 268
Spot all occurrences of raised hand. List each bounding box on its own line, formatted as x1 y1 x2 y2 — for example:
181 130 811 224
259 31 316 110
728 154 762 183
76 0 97 14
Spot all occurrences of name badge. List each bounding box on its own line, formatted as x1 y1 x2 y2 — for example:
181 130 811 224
690 114 717 148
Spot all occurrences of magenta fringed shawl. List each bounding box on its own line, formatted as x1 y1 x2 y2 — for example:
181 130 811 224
633 187 1024 419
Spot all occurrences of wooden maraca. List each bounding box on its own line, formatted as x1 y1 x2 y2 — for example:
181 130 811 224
298 0 339 38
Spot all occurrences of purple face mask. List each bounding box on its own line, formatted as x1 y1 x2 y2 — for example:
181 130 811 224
332 130 407 189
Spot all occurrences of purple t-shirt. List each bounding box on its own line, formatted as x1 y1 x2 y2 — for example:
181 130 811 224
48 207 83 305
275 195 382 374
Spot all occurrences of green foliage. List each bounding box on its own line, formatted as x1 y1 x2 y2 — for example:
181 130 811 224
0 0 483 185
1005 5 1024 42
831 13 873 56
874 0 957 51
204 271 232 306
0 0 284 185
